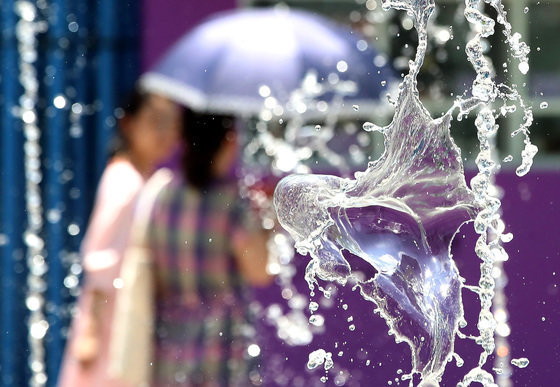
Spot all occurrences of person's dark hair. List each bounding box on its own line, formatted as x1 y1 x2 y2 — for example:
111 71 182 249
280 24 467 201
109 87 151 156
182 108 235 190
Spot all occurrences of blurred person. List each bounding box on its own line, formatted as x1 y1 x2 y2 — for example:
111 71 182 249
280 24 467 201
58 89 182 387
110 109 272 387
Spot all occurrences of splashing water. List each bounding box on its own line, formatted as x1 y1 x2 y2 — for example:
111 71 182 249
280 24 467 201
274 0 536 385
275 62 474 385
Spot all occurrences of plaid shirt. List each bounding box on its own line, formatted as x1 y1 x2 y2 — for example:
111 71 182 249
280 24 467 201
146 175 254 387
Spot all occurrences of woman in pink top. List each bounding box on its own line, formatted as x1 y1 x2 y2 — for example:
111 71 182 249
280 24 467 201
57 90 181 387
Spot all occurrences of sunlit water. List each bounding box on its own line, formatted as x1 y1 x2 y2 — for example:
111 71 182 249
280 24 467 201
274 0 536 385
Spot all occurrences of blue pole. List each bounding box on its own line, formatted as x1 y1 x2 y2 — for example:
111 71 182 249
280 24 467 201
67 0 89 255
95 0 116 182
1 1 26 386
119 0 140 95
43 0 68 383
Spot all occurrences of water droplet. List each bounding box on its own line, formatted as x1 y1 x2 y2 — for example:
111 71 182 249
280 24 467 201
307 349 327 369
281 288 293 300
30 320 49 339
22 110 36 124
258 85 271 98
71 103 83 114
324 352 334 370
46 209 61 223
518 61 529 75
63 274 79 289
357 39 368 51
500 233 513 243
26 295 42 311
315 125 321 131
247 344 261 357
309 314 325 327
68 21 79 32
309 301 319 312
113 278 124 289
348 324 355 331
540 102 548 109
70 125 83 138
516 143 539 177
511 357 529 368
353 104 359 111
67 223 80 236
336 60 348 73
53 95 66 109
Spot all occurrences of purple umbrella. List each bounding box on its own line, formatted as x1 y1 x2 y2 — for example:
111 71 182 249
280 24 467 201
140 7 395 118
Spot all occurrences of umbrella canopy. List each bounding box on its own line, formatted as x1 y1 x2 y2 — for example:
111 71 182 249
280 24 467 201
141 7 395 118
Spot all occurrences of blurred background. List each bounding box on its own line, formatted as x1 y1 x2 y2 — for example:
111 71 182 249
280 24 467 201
0 0 558 386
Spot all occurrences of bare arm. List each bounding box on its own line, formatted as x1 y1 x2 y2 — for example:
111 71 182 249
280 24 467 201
71 289 105 366
232 230 274 287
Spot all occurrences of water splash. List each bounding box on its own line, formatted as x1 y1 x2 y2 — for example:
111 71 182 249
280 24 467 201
275 72 474 384
274 0 535 385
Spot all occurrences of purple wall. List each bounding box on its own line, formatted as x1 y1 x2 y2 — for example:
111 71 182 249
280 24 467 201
494 170 560 385
141 0 237 71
